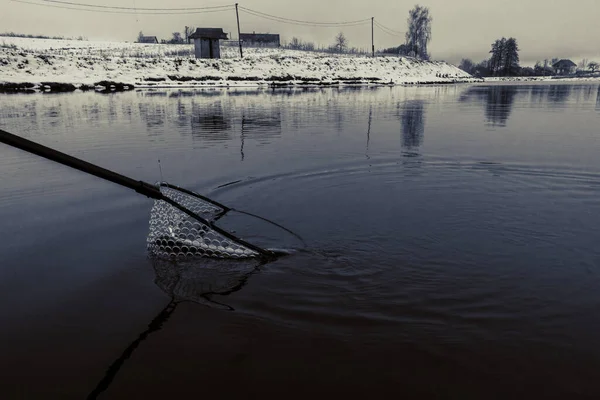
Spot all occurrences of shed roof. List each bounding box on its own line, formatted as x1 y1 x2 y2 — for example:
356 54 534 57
189 28 228 40
240 33 280 43
138 36 158 43
553 59 576 68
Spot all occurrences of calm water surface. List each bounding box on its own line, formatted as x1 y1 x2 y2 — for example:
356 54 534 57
1 84 600 399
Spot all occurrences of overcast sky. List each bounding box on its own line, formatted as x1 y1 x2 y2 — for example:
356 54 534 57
2 0 599 65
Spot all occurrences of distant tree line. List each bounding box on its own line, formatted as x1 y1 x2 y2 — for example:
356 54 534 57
282 33 369 55
462 37 520 77
379 44 412 56
0 32 87 40
459 36 599 77
284 37 316 51
137 26 196 45
283 4 433 59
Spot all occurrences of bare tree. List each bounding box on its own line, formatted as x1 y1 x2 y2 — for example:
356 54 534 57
184 26 196 43
589 61 600 72
334 32 348 53
405 5 432 60
304 41 315 51
172 32 182 43
579 58 588 71
137 31 144 43
459 58 475 74
289 37 301 50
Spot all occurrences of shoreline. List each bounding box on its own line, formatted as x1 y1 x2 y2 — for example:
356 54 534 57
0 37 475 93
0 78 480 94
2 37 598 94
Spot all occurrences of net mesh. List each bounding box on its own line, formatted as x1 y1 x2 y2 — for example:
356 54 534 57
146 184 261 259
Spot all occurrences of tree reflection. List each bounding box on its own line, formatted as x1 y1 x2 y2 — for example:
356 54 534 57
189 102 231 140
400 100 425 149
86 257 263 399
596 85 600 111
546 85 572 104
484 86 517 127
459 86 517 127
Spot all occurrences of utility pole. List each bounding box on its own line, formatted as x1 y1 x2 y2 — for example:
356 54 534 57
371 17 375 57
235 3 243 58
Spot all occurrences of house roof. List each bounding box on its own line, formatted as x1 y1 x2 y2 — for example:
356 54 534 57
138 36 158 43
189 28 228 40
553 59 576 68
240 33 280 43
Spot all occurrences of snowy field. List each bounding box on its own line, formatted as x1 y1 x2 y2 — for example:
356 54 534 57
0 37 476 90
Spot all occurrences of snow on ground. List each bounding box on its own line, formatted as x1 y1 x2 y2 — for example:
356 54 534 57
0 37 475 90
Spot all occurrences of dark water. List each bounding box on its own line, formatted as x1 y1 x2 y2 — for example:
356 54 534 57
1 84 600 399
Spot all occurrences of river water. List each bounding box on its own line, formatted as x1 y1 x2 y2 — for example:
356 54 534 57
1 83 600 399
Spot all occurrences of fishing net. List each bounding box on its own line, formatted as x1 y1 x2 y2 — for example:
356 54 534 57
147 183 262 259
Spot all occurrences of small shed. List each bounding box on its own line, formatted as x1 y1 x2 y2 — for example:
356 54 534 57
189 28 228 59
138 36 158 44
240 32 280 47
553 59 577 75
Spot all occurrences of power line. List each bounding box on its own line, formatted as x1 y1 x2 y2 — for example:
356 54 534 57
39 0 233 11
12 0 234 14
374 25 403 38
374 20 403 34
375 24 404 38
374 21 404 36
239 6 371 27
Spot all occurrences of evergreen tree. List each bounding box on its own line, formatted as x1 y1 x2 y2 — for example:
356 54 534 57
489 37 519 76
503 38 519 76
489 38 506 76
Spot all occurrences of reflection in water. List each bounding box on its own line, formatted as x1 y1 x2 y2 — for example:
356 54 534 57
547 85 572 104
582 86 595 102
240 117 245 161
366 105 372 159
458 84 592 127
597 86 600 111
151 257 262 308
485 86 517 126
2 84 600 399
87 300 177 400
139 100 167 130
2 85 598 162
459 86 517 127
240 109 282 140
400 100 425 149
86 257 263 399
190 102 231 141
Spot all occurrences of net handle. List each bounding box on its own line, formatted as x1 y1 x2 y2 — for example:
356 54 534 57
0 128 277 259
0 128 163 199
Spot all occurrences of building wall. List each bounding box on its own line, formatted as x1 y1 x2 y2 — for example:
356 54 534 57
193 38 221 59
211 39 221 59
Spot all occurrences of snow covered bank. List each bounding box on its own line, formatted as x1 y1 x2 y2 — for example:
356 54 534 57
0 37 475 92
